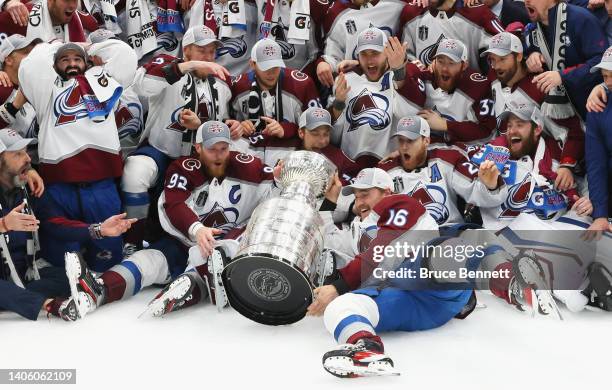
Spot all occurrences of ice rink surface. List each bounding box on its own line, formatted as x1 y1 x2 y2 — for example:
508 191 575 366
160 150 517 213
1 290 610 390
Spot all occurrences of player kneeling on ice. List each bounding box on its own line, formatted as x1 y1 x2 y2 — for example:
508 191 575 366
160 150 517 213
307 173 482 378
48 121 279 321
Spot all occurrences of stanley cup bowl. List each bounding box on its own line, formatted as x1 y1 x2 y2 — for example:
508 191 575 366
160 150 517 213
221 151 336 326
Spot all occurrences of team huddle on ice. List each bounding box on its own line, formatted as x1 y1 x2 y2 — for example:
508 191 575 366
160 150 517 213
0 0 611 379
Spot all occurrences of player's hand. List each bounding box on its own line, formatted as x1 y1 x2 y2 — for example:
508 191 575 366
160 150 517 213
462 0 481 7
581 217 612 242
273 160 283 180
380 150 400 163
195 226 223 258
324 173 343 204
334 72 351 103
526 52 545 74
100 213 137 237
179 109 201 130
411 59 427 71
586 84 607 113
0 71 12 88
532 71 562 94
554 167 574 191
26 169 45 198
412 0 430 8
0 202 39 233
89 55 105 67
337 59 359 74
180 61 230 81
477 160 501 190
316 61 335 88
571 195 593 217
240 120 256 136
306 285 339 316
225 119 244 140
418 109 447 131
261 116 284 138
5 0 29 27
587 0 605 9
384 36 408 70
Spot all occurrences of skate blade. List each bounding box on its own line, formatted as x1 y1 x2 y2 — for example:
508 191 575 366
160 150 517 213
325 360 400 377
64 253 84 318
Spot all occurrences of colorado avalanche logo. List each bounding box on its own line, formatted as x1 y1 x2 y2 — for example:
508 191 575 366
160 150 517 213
54 84 89 126
270 20 296 60
156 32 179 52
408 183 450 225
346 89 391 132
115 102 143 142
419 34 446 66
217 37 248 59
200 202 240 233
499 174 534 219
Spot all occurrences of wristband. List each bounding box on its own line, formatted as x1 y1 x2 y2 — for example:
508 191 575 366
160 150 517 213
0 103 17 125
89 223 104 240
392 66 406 81
332 99 346 111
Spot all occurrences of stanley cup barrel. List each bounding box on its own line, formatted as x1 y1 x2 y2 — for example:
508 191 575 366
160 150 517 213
221 151 336 325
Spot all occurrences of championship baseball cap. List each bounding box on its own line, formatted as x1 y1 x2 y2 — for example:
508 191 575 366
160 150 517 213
590 46 612 73
53 43 88 64
356 27 388 54
298 107 332 131
392 116 430 140
434 38 468 63
341 168 394 196
182 25 222 48
0 34 40 66
251 39 285 71
481 32 523 57
0 128 37 152
195 121 231 148
89 29 118 44
497 101 543 127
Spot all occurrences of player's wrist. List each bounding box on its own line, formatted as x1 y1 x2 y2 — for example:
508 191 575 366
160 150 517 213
89 223 104 240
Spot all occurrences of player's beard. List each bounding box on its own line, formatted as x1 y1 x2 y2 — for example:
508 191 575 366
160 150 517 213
434 69 461 92
400 146 427 171
58 65 86 80
507 128 537 159
495 59 519 86
204 159 229 178
362 61 387 82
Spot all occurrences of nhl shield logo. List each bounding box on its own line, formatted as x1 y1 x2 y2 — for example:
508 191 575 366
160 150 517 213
418 25 428 41
345 19 357 34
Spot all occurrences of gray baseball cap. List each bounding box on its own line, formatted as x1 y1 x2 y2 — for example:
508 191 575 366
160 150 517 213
0 34 40 65
298 107 332 131
356 27 387 54
182 25 222 48
481 32 523 57
434 38 468 63
498 101 543 127
89 29 118 44
251 39 285 71
590 46 612 73
53 43 88 65
341 167 394 196
392 116 430 140
195 121 231 148
0 128 37 152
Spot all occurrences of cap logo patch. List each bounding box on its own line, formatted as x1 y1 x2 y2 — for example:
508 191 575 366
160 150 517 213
208 123 224 134
399 117 415 127
362 30 377 41
263 45 277 56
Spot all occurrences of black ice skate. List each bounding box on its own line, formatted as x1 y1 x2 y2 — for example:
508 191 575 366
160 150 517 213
583 262 612 311
322 338 399 378
64 252 105 320
140 274 196 317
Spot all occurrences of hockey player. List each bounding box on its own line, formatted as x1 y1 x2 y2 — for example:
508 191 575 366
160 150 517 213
316 0 407 88
185 0 259 76
308 191 478 377
229 38 321 154
17 38 137 271
476 102 593 231
484 31 584 190
0 0 98 42
123 25 236 250
400 0 505 73
330 27 407 167
378 115 507 227
253 0 330 76
0 34 39 138
411 38 497 145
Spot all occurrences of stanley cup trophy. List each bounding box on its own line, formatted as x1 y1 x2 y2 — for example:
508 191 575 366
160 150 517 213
221 151 337 325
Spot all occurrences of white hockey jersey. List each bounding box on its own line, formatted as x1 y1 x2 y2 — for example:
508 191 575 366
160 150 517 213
132 54 232 159
114 86 145 159
379 147 507 226
332 70 396 163
18 39 137 183
0 86 37 139
400 4 504 72
158 152 278 246
322 0 405 72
